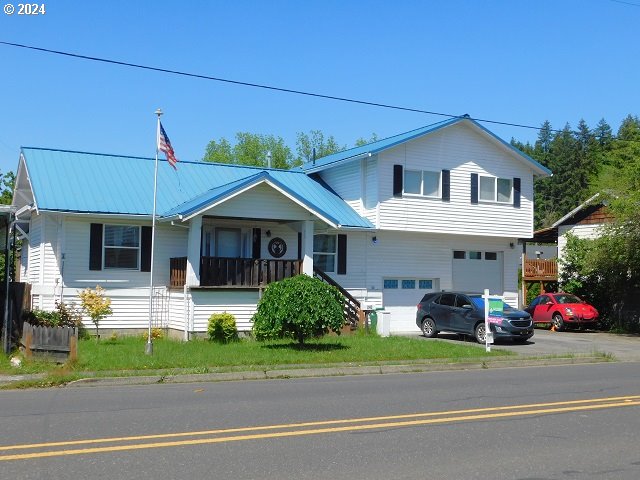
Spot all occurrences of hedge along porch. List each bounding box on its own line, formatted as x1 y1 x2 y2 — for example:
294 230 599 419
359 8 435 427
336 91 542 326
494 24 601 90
12 149 373 337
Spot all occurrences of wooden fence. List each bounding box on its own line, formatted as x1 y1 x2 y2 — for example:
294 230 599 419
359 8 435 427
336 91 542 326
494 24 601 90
22 322 78 362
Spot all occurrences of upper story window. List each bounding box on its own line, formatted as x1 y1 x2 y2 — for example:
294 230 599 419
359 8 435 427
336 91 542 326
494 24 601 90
313 234 336 273
104 225 140 269
479 176 512 203
403 170 441 198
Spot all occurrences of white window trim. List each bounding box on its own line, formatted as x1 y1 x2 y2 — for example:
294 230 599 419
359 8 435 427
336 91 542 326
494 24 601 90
103 224 141 270
313 234 337 273
403 169 442 199
478 175 512 204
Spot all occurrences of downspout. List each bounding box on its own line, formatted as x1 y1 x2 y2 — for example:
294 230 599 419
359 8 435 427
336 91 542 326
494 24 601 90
183 283 189 341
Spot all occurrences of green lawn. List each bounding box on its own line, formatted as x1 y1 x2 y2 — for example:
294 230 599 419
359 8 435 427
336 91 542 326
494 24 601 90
1 333 511 379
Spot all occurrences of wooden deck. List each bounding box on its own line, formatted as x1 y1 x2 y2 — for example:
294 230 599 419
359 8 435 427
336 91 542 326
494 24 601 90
523 258 558 281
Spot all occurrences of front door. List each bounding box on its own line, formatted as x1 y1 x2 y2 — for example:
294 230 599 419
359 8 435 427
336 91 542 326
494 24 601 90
215 228 241 257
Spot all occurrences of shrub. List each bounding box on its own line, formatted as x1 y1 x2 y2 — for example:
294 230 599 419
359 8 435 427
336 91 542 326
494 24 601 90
79 286 113 340
23 302 87 338
252 274 345 344
207 312 238 343
24 309 61 327
143 327 165 341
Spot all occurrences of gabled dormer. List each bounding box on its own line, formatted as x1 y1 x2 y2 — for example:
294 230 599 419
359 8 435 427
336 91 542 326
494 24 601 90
300 117 551 238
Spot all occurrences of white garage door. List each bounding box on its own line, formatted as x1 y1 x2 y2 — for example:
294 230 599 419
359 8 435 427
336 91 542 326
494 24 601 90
383 278 437 333
452 250 503 294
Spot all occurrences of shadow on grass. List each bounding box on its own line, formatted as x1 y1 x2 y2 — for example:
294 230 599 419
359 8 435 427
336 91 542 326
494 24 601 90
262 342 349 352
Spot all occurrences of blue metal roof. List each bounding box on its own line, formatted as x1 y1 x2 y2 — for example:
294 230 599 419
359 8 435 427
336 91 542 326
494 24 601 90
21 148 374 229
299 117 552 176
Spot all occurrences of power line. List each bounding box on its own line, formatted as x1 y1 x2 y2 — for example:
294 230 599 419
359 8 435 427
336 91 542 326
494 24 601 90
610 0 640 7
0 40 638 144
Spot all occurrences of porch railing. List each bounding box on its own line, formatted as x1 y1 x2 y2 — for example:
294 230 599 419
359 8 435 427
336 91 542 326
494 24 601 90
313 267 362 330
523 257 558 280
170 257 188 287
169 257 303 288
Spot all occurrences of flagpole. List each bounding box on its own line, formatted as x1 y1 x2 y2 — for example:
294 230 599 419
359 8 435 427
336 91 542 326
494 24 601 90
146 109 162 355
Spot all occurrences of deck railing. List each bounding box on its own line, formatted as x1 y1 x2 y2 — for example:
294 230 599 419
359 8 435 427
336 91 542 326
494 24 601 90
169 257 303 288
523 258 558 280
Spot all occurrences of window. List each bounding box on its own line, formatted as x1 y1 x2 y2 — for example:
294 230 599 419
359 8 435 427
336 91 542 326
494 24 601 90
402 279 416 289
455 295 473 308
383 279 398 289
479 176 512 203
485 252 498 260
453 250 466 259
419 279 433 289
104 225 140 269
437 293 456 306
313 234 336 272
469 251 482 260
403 170 441 197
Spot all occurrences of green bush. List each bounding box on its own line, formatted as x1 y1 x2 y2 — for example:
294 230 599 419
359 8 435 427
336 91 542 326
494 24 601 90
252 274 345 344
207 312 239 343
23 302 89 339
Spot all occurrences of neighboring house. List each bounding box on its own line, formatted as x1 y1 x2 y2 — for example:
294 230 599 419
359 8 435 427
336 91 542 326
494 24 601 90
522 193 614 301
11 117 551 335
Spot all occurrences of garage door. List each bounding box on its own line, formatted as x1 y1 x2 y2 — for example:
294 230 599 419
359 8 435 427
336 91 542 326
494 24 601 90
452 250 503 294
383 278 436 333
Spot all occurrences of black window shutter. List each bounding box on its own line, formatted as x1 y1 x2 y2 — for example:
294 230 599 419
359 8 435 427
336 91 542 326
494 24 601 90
513 177 521 208
442 169 450 201
252 228 261 259
393 165 403 197
297 232 302 260
89 223 103 271
337 234 347 275
141 226 152 272
470 173 478 204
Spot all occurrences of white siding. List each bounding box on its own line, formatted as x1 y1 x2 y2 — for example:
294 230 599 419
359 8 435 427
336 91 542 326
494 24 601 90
361 156 378 225
318 162 362 214
191 289 259 332
43 215 61 286
62 217 188 289
205 183 317 222
377 123 536 238
28 214 42 284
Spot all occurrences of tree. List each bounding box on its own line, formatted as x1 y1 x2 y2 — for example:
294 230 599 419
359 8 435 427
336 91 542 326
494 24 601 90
79 286 113 340
203 132 295 169
0 171 15 205
295 130 344 164
354 133 379 146
252 275 345 344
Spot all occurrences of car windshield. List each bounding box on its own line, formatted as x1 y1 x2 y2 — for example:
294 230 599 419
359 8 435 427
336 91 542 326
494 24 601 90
554 294 582 304
470 297 516 312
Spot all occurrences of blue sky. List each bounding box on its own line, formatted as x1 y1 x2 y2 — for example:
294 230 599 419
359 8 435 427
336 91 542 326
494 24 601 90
1 0 639 176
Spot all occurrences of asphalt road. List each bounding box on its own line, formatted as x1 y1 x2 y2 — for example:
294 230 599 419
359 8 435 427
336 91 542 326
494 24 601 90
1 362 639 479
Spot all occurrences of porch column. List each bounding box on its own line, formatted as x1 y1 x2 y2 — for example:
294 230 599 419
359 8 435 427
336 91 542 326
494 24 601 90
302 220 314 276
186 216 202 286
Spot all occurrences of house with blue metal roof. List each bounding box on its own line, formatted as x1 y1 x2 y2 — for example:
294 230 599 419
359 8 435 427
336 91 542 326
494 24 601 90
12 117 550 336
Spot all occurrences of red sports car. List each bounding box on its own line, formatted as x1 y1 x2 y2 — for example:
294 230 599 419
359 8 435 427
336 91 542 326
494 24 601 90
525 293 599 331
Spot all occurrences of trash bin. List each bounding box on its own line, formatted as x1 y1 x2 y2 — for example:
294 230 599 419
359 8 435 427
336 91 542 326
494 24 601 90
368 311 378 331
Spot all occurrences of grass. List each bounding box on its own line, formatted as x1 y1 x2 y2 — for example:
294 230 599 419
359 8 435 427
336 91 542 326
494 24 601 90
1 333 512 382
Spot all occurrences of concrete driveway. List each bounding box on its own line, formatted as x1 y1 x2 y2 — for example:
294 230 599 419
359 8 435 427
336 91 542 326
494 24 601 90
418 328 640 361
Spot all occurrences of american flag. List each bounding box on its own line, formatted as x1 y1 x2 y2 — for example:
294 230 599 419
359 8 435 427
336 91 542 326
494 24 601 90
158 122 178 169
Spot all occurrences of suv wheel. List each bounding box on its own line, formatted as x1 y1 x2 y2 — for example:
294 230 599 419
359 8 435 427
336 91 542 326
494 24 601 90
474 323 487 344
421 318 437 338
